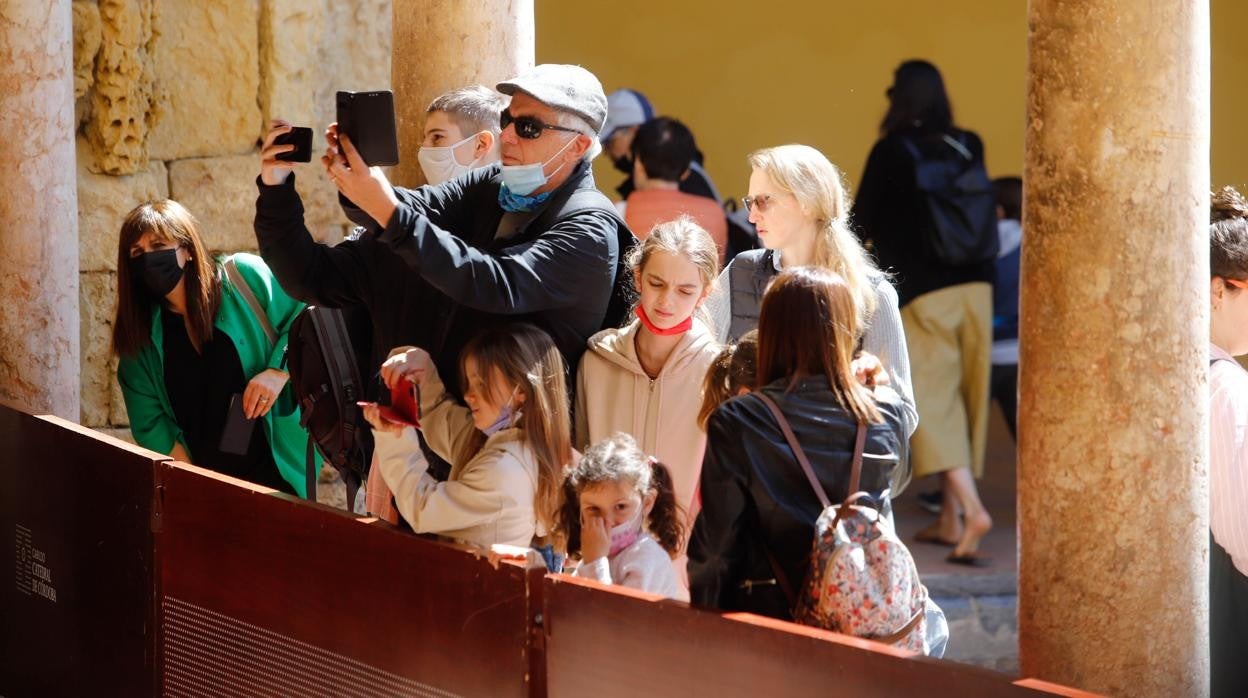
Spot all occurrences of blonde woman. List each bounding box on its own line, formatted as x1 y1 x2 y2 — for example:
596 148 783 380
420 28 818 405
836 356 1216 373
705 145 916 441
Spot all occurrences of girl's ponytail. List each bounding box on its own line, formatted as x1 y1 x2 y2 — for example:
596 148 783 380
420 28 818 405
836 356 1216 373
646 458 686 557
555 478 584 556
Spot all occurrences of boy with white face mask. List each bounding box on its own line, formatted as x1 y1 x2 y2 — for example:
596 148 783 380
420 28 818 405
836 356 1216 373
417 86 505 186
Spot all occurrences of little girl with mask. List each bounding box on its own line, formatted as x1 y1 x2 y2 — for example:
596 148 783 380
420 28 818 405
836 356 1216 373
559 433 687 601
575 216 721 583
366 323 572 550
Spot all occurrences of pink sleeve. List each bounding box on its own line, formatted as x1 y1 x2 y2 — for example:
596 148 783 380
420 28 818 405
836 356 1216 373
1210 361 1248 575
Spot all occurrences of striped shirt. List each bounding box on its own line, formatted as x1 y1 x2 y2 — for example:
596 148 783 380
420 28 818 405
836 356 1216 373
1211 343 1248 575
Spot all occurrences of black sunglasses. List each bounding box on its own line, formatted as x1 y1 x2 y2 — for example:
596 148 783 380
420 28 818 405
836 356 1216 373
500 110 581 140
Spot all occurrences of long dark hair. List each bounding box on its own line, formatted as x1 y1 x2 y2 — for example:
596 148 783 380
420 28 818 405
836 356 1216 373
756 268 881 424
880 59 954 136
112 200 221 357
556 433 685 558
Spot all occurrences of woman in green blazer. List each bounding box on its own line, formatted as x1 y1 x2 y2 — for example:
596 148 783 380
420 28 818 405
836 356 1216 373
113 200 312 497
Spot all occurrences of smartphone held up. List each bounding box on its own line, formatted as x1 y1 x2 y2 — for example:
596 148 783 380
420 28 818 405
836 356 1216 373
336 90 400 166
274 126 313 162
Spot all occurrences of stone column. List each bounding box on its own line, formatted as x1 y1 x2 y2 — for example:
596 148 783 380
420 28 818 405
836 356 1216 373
390 0 535 188
1020 2 1209 696
0 1 80 420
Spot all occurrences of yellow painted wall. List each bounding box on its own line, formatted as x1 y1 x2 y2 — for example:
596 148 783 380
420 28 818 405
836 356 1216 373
537 0 1247 204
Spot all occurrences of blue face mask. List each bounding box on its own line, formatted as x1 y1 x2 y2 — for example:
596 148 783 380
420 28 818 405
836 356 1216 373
498 184 552 213
482 387 521 436
498 134 578 196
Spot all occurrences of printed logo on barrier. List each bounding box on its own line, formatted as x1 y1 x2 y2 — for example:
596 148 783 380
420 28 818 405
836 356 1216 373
14 523 57 603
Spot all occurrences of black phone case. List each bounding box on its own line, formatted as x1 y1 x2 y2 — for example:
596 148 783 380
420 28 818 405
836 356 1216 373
218 393 256 456
336 90 399 166
274 126 313 163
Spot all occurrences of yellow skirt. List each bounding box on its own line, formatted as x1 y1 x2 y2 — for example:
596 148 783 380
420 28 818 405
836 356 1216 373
901 282 992 478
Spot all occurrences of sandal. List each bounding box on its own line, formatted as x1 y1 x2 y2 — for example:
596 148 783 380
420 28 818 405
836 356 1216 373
946 552 992 567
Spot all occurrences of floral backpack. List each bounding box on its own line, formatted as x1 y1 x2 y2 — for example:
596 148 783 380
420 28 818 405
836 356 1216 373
756 393 932 653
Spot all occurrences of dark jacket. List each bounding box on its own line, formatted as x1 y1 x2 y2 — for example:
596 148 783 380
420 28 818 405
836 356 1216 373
254 160 628 401
687 377 908 620
852 127 994 307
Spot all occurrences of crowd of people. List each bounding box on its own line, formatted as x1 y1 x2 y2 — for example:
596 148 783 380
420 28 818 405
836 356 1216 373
106 58 1248 671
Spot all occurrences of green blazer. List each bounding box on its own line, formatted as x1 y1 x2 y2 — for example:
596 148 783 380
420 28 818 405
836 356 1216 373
117 253 313 497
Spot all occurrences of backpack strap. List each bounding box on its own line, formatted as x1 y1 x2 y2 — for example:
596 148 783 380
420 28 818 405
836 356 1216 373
755 392 867 509
900 133 973 163
224 258 278 350
753 391 866 614
305 436 317 504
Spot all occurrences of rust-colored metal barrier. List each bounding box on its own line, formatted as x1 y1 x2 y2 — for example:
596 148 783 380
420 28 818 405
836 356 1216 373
542 574 1096 698
158 461 543 697
0 402 1096 697
0 405 163 696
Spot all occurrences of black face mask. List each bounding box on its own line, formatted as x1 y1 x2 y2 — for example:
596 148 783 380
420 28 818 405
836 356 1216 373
128 248 185 298
612 154 633 175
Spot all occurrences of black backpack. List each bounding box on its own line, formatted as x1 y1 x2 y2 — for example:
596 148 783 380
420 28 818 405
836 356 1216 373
903 133 999 267
286 306 373 509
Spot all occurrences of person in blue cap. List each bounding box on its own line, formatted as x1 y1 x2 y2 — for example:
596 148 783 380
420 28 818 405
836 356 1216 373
601 88 722 206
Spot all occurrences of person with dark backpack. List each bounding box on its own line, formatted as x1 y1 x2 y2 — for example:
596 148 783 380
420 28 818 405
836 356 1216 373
255 84 515 506
852 59 994 565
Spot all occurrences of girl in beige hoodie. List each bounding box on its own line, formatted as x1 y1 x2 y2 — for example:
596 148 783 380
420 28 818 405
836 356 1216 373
364 324 573 550
575 217 722 579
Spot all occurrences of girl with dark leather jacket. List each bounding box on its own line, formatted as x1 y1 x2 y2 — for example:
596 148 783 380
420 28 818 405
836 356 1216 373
688 268 909 620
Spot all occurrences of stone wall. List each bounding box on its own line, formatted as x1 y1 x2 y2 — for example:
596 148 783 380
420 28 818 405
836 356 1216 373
74 0 392 435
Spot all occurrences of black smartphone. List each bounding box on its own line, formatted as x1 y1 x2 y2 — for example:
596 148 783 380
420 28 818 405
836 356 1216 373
274 126 313 163
219 393 256 456
336 90 399 166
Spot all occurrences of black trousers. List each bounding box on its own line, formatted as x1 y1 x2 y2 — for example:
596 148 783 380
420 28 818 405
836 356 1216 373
989 362 1017 441
1212 532 1248 698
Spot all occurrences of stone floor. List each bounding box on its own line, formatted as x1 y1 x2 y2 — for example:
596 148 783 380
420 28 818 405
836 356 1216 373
895 405 1020 673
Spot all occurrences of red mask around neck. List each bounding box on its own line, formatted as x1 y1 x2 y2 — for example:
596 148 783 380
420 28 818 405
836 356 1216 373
635 305 693 336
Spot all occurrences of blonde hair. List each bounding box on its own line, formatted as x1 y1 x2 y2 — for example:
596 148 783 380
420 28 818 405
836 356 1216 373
626 215 720 291
748 145 879 329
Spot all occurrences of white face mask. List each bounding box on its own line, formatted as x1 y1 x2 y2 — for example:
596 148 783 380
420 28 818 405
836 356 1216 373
418 134 484 185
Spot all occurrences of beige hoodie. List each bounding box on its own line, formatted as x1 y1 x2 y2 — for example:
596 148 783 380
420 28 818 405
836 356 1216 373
574 318 721 519
372 359 541 549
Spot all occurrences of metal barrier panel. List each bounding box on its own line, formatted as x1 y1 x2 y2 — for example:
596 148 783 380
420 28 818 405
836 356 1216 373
541 575 1093 698
157 462 543 698
0 405 163 697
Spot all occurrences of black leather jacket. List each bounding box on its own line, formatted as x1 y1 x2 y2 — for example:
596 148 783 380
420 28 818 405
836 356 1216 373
688 376 909 620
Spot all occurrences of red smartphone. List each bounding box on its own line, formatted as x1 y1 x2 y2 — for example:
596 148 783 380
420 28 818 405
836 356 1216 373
358 380 420 427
